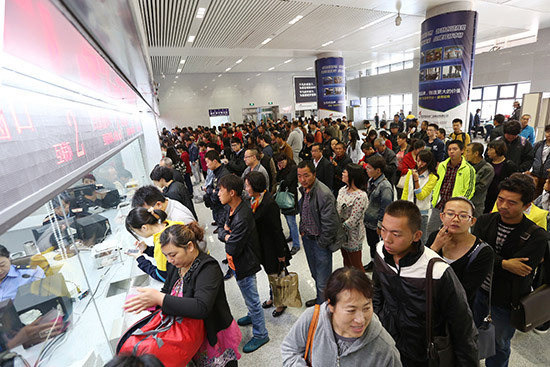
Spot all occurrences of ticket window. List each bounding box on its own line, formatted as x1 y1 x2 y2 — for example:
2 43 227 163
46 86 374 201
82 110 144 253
0 139 150 366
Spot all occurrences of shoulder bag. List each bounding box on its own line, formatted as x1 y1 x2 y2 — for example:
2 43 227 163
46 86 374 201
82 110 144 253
274 182 295 210
426 257 455 367
304 304 321 367
511 224 550 332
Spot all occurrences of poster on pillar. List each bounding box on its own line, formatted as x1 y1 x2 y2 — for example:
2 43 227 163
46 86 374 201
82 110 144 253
315 57 346 119
293 76 317 111
417 10 477 131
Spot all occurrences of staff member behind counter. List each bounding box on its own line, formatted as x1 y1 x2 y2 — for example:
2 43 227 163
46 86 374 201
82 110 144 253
0 245 45 302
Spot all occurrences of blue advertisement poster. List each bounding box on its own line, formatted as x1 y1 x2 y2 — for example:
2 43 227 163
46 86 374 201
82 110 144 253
418 10 477 129
315 57 346 119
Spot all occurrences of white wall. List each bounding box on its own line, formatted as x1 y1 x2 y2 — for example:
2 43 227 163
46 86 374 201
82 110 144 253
158 72 314 129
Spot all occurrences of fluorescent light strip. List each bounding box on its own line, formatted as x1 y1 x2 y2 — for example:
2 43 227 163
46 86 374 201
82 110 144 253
359 14 394 30
289 15 303 25
261 38 272 45
268 67 275 71
371 42 387 49
196 7 206 18
361 60 371 64
321 41 333 47
306 67 313 70
225 67 231 72
236 59 243 64
284 59 292 64
180 59 185 64
393 31 421 42
177 68 182 73
187 35 195 42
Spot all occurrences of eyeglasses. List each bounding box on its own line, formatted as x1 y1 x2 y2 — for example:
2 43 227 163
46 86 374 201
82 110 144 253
442 211 472 221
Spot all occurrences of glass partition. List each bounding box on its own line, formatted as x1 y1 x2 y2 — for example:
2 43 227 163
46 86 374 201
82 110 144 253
0 139 155 366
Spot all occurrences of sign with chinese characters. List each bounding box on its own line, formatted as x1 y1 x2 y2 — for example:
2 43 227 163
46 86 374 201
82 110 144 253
208 108 230 117
417 10 478 130
315 58 346 119
293 76 317 111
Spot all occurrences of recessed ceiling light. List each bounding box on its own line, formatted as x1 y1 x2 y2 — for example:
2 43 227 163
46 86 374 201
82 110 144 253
247 78 251 80
177 68 182 73
268 67 275 71
196 7 206 18
321 41 333 47
236 59 243 64
175 76 179 78
187 35 195 42
261 38 272 45
173 81 177 83
212 79 215 82
225 67 231 72
218 74 222 77
289 15 303 25
306 67 313 70
358 14 394 30
371 42 387 49
284 59 292 63
256 73 261 76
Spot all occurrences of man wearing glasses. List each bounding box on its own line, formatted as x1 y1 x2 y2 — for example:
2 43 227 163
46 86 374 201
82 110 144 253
426 139 476 235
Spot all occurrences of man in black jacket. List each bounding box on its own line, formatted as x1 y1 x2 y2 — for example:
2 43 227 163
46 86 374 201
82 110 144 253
224 137 246 176
374 138 398 185
331 141 352 196
472 173 547 367
149 165 197 220
489 120 534 172
374 201 478 366
310 143 333 190
489 114 505 142
217 174 269 353
204 151 230 230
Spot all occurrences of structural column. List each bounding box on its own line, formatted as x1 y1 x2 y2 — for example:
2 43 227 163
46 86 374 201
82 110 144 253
417 2 478 130
315 52 346 120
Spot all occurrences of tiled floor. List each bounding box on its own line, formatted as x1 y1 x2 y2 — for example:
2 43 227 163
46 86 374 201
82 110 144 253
193 168 550 366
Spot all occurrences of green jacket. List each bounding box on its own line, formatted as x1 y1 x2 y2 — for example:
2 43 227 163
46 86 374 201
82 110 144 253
431 157 476 207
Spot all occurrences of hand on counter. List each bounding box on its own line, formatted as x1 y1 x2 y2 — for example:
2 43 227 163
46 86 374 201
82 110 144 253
123 287 165 313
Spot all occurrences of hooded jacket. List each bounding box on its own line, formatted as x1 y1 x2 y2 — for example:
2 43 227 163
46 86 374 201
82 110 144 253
373 242 478 366
431 157 476 207
281 302 401 367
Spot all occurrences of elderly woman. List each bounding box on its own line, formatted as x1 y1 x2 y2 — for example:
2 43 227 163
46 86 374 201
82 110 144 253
244 171 292 317
281 267 401 366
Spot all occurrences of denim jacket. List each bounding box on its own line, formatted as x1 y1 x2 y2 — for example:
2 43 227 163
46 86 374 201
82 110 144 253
364 174 394 230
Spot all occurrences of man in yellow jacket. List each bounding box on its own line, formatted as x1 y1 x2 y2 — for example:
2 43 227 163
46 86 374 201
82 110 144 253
426 139 476 236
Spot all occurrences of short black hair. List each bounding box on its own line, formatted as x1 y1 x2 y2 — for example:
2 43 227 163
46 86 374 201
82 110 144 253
325 267 373 306
545 124 550 133
204 150 221 162
503 120 521 136
244 171 267 193
427 123 439 130
447 139 464 151
494 114 505 125
361 142 373 151
468 142 484 157
311 143 322 151
438 128 446 136
498 172 536 205
367 155 386 171
259 134 271 144
452 118 463 125
305 133 315 144
297 160 316 174
385 200 421 232
0 245 10 258
131 185 166 207
149 165 173 181
230 137 242 146
218 174 243 197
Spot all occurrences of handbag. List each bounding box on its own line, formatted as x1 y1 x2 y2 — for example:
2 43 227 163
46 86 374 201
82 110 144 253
275 184 295 210
304 304 321 367
426 257 455 367
396 174 407 189
268 266 302 308
510 225 550 332
117 310 205 367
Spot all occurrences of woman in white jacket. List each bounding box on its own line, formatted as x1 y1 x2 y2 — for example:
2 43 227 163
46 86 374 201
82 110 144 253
281 268 401 367
346 129 363 163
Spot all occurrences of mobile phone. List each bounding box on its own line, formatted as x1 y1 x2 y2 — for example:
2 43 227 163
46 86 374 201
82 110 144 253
126 249 140 254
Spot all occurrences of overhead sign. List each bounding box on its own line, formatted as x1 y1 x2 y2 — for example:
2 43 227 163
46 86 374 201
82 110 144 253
293 76 317 111
208 108 230 117
417 10 478 130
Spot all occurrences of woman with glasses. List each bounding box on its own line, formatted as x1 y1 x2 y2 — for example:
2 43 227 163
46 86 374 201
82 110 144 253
425 197 494 308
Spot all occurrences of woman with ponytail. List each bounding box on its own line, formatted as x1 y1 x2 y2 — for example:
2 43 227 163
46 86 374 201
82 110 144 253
123 223 241 367
125 207 184 282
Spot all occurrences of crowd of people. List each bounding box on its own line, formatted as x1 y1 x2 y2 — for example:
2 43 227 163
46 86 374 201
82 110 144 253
115 112 550 367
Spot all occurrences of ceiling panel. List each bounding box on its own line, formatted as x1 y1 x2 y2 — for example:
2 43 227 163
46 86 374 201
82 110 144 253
150 55 182 75
138 0 199 47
